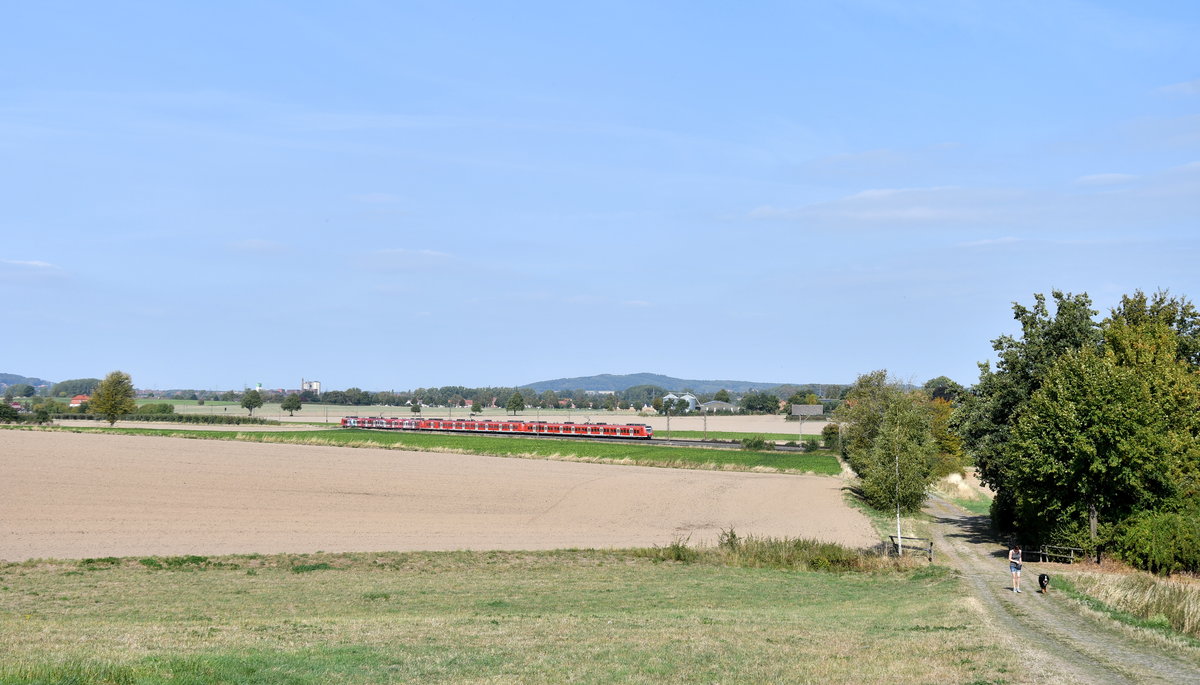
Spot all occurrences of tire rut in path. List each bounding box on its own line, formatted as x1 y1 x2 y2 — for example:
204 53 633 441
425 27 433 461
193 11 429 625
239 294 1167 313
925 496 1200 685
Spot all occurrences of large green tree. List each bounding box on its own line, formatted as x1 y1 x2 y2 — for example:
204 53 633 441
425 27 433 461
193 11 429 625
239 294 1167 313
1009 321 1200 545
958 290 1200 549
281 394 302 416
50 378 101 397
241 389 264 416
90 371 138 426
835 370 939 513
741 391 780 414
955 291 1100 530
505 392 525 415
1108 289 1200 368
859 395 938 514
922 376 964 403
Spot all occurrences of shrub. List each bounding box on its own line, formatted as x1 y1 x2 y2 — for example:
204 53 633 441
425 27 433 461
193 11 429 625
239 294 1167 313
717 527 741 552
822 422 841 449
1111 511 1200 575
638 537 698 564
0 404 19 423
740 435 774 451
138 403 175 415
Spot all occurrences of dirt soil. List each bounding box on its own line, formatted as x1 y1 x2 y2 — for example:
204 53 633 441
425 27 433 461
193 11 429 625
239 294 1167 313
926 496 1200 684
0 430 878 562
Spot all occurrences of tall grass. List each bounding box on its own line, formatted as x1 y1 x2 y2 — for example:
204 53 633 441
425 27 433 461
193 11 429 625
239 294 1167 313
636 529 923 573
1065 570 1200 639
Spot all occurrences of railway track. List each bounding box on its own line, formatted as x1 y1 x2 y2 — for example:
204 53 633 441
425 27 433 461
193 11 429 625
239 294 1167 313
348 427 809 452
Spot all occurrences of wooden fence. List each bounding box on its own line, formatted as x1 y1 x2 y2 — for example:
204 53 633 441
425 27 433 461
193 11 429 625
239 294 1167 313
889 535 933 562
1032 545 1089 564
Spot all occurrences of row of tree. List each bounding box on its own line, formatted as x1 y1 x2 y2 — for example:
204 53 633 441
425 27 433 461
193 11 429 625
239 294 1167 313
956 290 1200 553
835 289 1200 573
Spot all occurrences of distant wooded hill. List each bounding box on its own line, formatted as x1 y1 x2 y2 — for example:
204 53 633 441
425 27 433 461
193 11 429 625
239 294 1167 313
521 373 793 394
0 373 52 388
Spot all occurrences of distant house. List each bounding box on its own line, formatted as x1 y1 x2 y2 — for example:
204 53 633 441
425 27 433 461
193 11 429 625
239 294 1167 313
699 400 736 412
69 394 90 407
662 392 699 412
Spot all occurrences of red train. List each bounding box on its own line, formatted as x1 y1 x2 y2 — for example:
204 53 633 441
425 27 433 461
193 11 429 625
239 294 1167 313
340 416 654 439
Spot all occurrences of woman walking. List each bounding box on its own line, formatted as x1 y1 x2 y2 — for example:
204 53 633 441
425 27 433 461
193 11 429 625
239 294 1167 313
1009 543 1023 592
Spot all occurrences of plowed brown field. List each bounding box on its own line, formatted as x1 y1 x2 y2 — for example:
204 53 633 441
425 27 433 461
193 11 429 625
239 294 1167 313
0 430 877 561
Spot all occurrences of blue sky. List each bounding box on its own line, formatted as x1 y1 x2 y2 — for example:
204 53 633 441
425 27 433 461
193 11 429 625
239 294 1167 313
3 1 1198 391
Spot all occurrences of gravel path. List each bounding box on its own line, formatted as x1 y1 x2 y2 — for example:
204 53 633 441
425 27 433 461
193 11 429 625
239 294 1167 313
926 496 1200 684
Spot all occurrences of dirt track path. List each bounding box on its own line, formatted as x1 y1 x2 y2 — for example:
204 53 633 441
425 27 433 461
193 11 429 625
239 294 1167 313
926 496 1200 684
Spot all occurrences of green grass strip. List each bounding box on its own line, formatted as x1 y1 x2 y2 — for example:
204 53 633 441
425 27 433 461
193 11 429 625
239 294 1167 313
0 549 1010 684
7 426 840 475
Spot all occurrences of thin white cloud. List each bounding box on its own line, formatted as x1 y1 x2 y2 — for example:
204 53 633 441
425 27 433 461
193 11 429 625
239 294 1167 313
0 258 66 285
1159 79 1200 96
365 248 452 271
749 187 991 226
1 259 56 268
1075 173 1137 186
350 193 404 204
843 186 959 200
228 239 288 255
956 237 1022 248
622 300 653 308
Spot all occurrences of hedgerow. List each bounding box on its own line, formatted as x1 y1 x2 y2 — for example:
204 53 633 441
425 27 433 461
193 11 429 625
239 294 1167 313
50 414 279 426
1111 511 1200 576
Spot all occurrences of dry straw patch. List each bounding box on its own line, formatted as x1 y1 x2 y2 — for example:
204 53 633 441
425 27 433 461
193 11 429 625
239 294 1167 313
1066 569 1200 638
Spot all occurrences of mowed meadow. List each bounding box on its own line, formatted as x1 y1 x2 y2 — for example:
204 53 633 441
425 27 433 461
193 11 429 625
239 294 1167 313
0 424 1016 683
0 550 1024 684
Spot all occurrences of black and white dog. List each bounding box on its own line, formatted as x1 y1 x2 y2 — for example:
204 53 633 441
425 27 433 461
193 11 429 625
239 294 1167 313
1038 573 1050 594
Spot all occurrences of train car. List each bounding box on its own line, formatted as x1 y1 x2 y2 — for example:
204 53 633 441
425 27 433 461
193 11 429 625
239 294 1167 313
340 416 653 439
